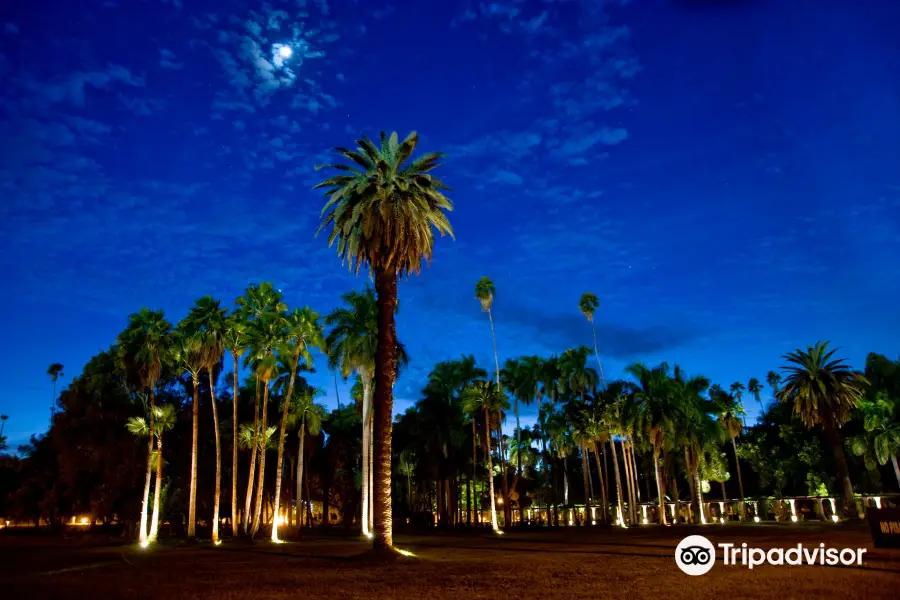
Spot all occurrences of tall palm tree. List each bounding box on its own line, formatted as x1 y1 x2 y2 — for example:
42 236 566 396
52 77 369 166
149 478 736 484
126 403 177 542
325 286 406 537
171 328 206 539
711 385 746 516
578 292 606 386
0 415 7 451
47 363 64 402
767 370 782 396
248 312 285 537
847 392 900 488
501 355 541 524
626 362 675 525
116 309 172 545
236 283 286 535
272 308 323 541
180 296 227 542
462 380 504 533
223 315 250 534
288 385 326 527
315 130 454 549
777 342 869 518
747 377 763 410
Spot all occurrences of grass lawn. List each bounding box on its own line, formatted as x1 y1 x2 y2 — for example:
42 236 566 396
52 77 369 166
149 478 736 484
1 523 898 599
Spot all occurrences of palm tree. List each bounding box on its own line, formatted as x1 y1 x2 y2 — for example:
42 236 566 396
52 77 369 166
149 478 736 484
777 342 869 518
747 377 763 410
180 296 228 542
711 385 746 516
116 309 172 545
314 131 454 549
288 386 326 527
223 315 250 534
578 292 606 387
847 392 900 489
126 403 177 543
47 363 64 402
501 355 541 524
325 286 405 537
171 329 206 539
626 362 675 525
272 307 323 542
462 380 505 533
248 312 285 537
767 370 782 396
236 283 286 535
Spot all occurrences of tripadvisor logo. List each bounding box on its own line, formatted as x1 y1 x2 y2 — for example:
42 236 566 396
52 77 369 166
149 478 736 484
675 535 868 576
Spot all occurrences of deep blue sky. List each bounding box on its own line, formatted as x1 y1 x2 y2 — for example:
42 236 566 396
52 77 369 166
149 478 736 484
1 0 898 450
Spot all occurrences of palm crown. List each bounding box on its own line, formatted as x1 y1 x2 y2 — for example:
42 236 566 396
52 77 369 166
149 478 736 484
314 131 454 277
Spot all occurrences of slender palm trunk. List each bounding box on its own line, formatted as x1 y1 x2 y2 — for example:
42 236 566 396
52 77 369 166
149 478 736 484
150 433 163 541
188 375 200 538
231 353 239 536
486 307 507 526
694 466 706 524
244 377 261 533
360 373 372 536
653 446 667 525
368 413 374 531
823 419 859 518
272 356 301 541
610 437 625 525
580 442 591 525
622 440 634 522
210 370 222 543
497 421 511 526
139 388 156 544
590 320 606 387
251 378 271 536
892 455 900 490
296 423 306 527
373 269 399 548
685 448 697 522
471 418 479 525
514 396 521 525
730 435 745 519
563 456 569 505
591 441 607 523
484 408 500 532
627 441 639 522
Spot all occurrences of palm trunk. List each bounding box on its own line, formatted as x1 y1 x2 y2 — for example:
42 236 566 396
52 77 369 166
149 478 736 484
139 388 156 544
685 448 697 522
231 353 240 536
188 375 200 538
360 373 372 536
296 423 306 527
368 413 374 531
150 433 163 541
373 268 399 549
694 466 706 524
244 377 261 533
498 422 511 526
591 441 607 523
563 456 569 505
486 308 507 526
823 419 859 518
601 443 610 514
580 442 591 525
251 377 271 536
210 369 222 543
623 440 637 523
514 396 521 526
272 354 301 541
590 320 607 388
484 408 500 531
730 435 745 519
653 446 667 525
610 437 625 525
471 418 479 525
892 455 900 490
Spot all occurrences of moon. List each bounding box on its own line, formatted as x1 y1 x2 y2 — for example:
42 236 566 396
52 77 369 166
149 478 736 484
278 45 293 59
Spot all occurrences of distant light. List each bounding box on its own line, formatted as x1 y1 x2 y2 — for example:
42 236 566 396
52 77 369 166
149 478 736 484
642 518 648 524
139 540 150 548
278 45 292 58
591 521 597 525
396 548 414 557
272 539 286 544
791 515 798 522
81 517 89 525
831 515 839 523
365 532 374 539
720 518 725 524
494 529 505 536
214 540 222 546
753 516 761 523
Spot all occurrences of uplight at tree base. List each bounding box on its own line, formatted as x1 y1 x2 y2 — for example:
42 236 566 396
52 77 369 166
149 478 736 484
831 515 839 523
754 516 761 523
395 548 414 557
139 540 150 549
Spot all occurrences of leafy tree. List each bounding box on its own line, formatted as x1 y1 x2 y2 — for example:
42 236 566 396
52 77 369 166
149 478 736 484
314 131 454 549
847 392 900 489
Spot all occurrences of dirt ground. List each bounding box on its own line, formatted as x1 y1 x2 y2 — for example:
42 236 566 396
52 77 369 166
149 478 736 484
1 523 898 599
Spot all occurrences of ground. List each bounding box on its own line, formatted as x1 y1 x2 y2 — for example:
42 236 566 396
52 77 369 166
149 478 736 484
1 524 898 599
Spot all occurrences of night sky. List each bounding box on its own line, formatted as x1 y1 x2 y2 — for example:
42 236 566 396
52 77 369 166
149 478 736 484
1 0 898 450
